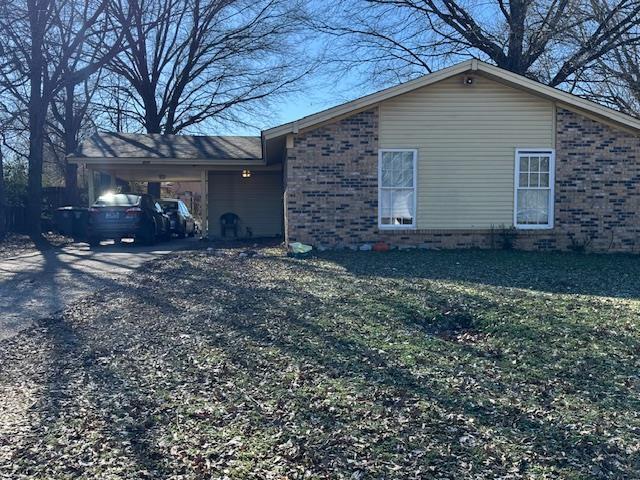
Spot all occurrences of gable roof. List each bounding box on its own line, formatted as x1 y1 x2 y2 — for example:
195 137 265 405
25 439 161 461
263 59 640 139
71 133 262 161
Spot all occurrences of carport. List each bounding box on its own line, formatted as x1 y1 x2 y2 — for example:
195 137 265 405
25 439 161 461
69 133 285 238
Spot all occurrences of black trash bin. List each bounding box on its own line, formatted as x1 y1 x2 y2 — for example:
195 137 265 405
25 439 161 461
55 207 88 240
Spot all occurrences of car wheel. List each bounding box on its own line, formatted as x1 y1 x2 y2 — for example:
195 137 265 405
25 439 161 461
88 237 101 247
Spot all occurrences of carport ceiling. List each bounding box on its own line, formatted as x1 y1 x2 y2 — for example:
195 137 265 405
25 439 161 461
92 165 206 182
92 164 281 182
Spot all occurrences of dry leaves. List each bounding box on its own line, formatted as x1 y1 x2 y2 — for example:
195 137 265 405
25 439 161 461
1 247 639 479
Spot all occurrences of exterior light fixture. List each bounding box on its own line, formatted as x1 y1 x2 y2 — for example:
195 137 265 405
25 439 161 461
242 169 251 178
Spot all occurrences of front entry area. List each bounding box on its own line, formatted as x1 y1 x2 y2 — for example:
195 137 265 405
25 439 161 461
208 169 283 240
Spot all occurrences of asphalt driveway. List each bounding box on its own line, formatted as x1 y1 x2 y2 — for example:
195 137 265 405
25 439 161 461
0 237 200 341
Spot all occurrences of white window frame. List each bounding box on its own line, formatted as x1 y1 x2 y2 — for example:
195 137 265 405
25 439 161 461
378 148 418 230
513 148 555 230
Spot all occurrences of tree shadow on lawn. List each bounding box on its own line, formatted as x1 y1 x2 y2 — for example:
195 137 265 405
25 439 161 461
206 256 639 476
313 249 640 300
152 256 640 475
8 252 640 478
4 263 178 477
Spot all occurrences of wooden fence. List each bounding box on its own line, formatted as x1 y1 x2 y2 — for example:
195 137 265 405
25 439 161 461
4 206 28 233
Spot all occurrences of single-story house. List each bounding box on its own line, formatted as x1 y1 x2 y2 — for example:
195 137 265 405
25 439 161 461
70 59 640 252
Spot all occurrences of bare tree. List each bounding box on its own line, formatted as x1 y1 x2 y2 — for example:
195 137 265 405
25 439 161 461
0 0 124 235
0 96 29 237
49 74 104 203
583 25 640 115
107 0 315 135
314 0 640 88
0 139 5 238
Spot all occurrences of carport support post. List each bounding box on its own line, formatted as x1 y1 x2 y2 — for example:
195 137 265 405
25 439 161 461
201 169 209 238
87 168 95 206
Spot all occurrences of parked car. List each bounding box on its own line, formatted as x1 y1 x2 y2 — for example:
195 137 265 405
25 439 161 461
88 193 171 246
159 199 196 238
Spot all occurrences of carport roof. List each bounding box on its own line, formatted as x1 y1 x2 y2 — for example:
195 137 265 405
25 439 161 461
71 133 262 161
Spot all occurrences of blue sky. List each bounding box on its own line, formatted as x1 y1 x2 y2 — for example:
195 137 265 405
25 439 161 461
220 68 376 136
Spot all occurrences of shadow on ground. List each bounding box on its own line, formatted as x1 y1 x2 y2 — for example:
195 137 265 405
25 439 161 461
1 248 639 478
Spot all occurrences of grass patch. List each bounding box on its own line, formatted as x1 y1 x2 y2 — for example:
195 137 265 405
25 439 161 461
1 248 639 478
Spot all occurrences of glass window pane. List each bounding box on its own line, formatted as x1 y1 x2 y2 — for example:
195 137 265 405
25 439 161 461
400 169 411 188
540 173 549 187
381 151 392 168
392 151 403 172
529 172 540 187
540 156 549 172
380 189 392 209
396 162 413 188
519 173 528 188
392 166 402 187
520 156 529 172
381 152 394 186
401 151 414 171
381 167 393 187
402 155 414 187
529 157 540 172
517 190 549 225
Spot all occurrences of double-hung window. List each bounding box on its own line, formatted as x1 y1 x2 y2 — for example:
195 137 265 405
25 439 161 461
378 149 417 228
514 149 555 229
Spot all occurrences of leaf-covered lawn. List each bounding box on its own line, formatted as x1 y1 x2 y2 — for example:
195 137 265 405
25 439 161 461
1 248 639 479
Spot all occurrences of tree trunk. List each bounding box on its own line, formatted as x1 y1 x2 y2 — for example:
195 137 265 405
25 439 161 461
0 146 6 239
63 83 79 205
27 0 46 237
27 104 45 236
504 0 528 75
145 108 162 199
147 181 161 198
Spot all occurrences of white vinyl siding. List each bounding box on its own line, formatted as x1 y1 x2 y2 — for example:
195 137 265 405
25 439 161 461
379 73 555 229
208 171 283 238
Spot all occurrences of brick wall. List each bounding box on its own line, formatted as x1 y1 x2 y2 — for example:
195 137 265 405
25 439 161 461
543 108 640 252
285 107 640 253
285 109 379 247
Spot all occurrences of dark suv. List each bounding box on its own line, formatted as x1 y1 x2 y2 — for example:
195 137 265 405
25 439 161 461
159 199 196 238
88 193 171 246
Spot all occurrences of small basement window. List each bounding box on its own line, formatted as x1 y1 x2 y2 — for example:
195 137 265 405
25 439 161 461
378 149 417 228
514 149 555 229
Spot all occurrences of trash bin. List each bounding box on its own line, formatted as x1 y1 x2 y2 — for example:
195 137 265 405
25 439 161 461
55 207 88 240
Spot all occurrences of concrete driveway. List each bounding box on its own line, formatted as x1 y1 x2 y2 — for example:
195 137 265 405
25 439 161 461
0 237 200 341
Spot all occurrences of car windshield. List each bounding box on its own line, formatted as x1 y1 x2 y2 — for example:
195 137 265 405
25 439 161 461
94 193 141 207
159 201 179 211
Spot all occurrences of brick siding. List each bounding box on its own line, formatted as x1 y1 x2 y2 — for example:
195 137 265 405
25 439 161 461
284 107 640 252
